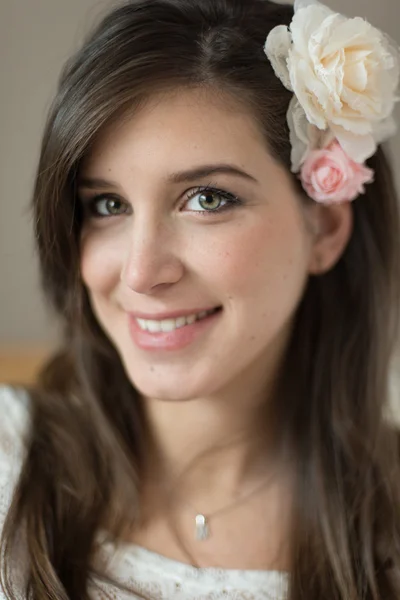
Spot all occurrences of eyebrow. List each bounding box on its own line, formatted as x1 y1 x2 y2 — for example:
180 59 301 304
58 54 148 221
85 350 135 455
77 163 259 190
169 164 258 184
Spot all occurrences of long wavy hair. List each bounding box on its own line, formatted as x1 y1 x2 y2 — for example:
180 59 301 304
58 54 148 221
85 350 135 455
2 0 400 598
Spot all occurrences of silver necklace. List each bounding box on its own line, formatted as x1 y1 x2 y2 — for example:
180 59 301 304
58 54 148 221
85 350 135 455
188 472 276 541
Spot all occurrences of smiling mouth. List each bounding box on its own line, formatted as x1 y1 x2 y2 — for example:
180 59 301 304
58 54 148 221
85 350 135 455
135 307 222 333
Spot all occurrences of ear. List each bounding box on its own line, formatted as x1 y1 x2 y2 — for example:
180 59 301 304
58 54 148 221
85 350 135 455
307 202 353 275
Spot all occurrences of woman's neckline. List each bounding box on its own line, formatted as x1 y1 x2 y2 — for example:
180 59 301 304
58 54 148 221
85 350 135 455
96 529 290 578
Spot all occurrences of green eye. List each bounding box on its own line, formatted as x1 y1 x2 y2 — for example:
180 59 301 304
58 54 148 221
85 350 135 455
186 189 232 213
198 191 224 211
184 186 244 216
92 197 128 217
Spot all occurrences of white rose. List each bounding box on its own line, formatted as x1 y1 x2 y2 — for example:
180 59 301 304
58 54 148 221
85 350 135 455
264 0 400 166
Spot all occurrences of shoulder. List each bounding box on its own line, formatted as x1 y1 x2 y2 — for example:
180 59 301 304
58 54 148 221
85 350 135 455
0 387 31 597
0 385 31 468
0 384 31 423
0 385 31 520
0 386 32 599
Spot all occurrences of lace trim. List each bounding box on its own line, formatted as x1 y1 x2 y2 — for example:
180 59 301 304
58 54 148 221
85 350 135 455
0 386 31 600
91 532 289 599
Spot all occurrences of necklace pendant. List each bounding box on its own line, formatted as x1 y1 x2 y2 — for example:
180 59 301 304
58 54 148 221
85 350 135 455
195 514 209 541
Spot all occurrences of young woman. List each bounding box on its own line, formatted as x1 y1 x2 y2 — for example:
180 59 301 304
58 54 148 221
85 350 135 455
1 0 400 598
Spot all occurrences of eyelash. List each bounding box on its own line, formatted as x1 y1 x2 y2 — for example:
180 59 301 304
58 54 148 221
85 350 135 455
81 185 244 219
184 186 244 216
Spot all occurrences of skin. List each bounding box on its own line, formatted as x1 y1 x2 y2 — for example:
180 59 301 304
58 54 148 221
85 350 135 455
78 88 352 568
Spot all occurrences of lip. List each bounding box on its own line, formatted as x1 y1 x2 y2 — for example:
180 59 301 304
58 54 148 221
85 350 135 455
128 306 220 320
128 307 222 352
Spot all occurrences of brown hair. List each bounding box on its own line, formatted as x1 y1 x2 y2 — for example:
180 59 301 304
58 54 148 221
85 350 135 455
2 0 400 598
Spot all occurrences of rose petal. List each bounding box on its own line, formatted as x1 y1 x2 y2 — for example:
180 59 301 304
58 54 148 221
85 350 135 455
294 0 320 11
300 140 375 204
290 59 330 129
310 12 341 56
287 98 335 172
331 126 376 163
313 165 343 194
322 17 373 57
264 26 293 91
329 91 374 133
344 48 373 64
309 15 345 107
341 84 376 113
287 98 310 172
290 4 333 60
344 61 368 92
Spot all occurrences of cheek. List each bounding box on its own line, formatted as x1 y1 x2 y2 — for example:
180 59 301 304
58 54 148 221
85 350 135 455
212 210 312 356
80 230 122 295
202 210 311 301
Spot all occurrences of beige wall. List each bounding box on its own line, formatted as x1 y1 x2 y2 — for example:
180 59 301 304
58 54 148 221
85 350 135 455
1 0 400 345
1 0 111 344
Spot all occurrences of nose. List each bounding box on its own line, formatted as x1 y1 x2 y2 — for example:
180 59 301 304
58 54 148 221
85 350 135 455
120 215 184 295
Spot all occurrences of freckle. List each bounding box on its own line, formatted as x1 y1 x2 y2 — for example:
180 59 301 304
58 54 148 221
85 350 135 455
150 366 155 373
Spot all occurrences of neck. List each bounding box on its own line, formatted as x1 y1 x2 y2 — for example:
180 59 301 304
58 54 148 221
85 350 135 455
140 356 286 503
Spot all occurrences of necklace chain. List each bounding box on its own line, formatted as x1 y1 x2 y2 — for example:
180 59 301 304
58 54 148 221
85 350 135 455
185 471 276 541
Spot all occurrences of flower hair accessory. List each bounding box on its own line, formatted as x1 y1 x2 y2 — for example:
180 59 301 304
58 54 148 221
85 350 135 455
264 0 400 204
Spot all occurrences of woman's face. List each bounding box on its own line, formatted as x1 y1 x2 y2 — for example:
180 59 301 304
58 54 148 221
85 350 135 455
78 89 317 402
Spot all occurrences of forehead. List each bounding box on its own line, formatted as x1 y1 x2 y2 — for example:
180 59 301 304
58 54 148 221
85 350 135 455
80 88 277 177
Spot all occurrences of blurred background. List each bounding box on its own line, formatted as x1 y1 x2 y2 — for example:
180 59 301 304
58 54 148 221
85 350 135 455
1 0 400 386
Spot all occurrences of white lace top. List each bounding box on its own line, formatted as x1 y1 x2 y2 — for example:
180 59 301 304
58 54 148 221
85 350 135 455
0 386 289 599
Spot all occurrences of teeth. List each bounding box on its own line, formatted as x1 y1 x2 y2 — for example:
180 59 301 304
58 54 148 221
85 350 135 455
160 319 176 333
137 318 148 330
136 309 217 332
147 320 161 333
175 317 187 328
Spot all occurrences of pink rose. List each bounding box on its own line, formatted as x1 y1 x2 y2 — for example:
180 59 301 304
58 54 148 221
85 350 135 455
300 140 375 204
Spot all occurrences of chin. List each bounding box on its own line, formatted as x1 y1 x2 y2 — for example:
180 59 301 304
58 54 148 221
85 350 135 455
127 375 200 402
121 359 220 403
